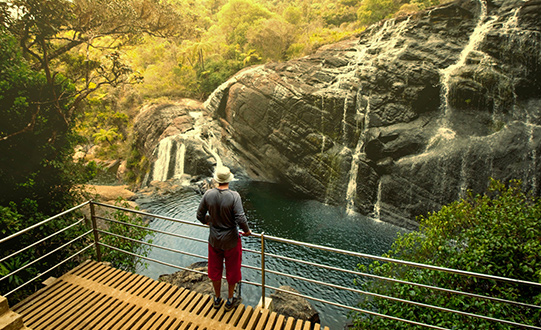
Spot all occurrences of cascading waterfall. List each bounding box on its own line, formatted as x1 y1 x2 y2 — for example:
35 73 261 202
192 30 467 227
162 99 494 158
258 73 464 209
150 110 225 184
151 136 187 182
152 136 174 182
371 180 383 221
344 18 411 215
438 0 496 130
174 143 186 179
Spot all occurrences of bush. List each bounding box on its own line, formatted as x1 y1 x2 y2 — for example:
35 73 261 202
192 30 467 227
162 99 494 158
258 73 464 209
351 179 541 329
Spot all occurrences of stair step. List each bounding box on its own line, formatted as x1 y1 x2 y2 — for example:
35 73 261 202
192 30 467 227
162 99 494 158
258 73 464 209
0 296 8 315
0 310 24 330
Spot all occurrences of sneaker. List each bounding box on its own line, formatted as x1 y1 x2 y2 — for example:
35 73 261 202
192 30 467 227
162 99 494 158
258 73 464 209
224 297 241 312
213 296 223 309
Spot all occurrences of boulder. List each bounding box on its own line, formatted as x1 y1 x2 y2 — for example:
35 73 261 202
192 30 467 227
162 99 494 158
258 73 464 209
270 286 321 325
158 262 214 297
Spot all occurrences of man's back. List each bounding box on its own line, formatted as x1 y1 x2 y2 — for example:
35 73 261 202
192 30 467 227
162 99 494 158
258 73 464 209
197 188 249 250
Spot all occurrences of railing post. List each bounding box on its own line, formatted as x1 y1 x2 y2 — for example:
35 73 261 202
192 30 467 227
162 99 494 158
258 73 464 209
261 232 266 309
90 201 102 262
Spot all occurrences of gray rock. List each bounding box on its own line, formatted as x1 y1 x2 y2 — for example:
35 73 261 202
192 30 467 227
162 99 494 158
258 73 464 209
158 262 214 296
203 0 541 227
270 286 321 325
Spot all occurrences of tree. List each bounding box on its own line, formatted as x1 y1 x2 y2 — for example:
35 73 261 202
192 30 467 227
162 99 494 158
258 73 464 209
351 179 541 329
247 18 296 61
0 28 78 208
1 0 197 143
357 0 399 26
217 0 273 47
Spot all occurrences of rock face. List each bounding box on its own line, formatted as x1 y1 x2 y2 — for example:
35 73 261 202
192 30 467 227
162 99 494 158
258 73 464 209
205 0 541 228
270 286 320 325
132 99 244 187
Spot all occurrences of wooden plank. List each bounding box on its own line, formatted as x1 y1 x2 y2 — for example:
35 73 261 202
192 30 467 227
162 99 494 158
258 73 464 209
245 307 263 330
284 317 296 330
223 304 244 328
36 287 95 330
13 280 71 316
44 291 107 330
71 260 99 278
147 281 170 302
15 262 328 330
119 308 152 330
237 305 254 329
56 293 112 329
92 300 134 329
80 298 123 330
83 262 110 281
125 309 154 330
99 266 126 286
254 308 270 330
137 311 162 330
262 311 278 330
23 283 80 327
108 269 132 289
110 305 144 330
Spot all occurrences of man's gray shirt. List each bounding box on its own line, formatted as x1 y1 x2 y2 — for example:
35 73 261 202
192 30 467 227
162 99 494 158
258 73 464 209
196 188 250 250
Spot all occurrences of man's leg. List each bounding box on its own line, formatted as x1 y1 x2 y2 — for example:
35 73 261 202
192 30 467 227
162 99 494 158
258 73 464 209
224 238 242 311
227 282 236 299
208 243 224 308
213 280 222 297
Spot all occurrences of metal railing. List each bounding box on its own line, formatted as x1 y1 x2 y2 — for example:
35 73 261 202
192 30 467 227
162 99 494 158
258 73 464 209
1 200 540 330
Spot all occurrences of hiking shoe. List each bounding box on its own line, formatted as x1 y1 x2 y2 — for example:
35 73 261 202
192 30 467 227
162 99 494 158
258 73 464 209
213 296 223 309
224 297 241 312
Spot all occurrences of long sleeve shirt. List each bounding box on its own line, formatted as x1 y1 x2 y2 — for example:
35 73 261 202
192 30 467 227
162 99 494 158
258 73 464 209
196 188 250 250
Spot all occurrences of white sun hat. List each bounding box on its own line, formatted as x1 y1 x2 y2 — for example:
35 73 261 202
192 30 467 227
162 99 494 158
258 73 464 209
214 166 234 183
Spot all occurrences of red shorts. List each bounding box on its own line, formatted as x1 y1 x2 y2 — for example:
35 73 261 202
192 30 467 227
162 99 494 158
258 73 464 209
208 237 242 285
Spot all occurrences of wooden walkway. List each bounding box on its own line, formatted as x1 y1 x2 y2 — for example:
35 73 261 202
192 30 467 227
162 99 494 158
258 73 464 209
12 260 328 330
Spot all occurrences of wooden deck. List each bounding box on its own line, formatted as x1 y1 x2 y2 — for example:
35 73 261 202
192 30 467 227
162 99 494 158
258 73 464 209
12 260 328 330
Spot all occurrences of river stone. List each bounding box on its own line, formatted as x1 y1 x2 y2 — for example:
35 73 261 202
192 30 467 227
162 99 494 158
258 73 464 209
158 262 214 296
270 286 321 325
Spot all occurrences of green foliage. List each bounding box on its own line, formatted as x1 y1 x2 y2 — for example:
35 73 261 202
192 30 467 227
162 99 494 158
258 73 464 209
99 199 154 272
351 179 541 329
357 0 399 26
0 28 84 209
0 199 91 303
0 199 153 303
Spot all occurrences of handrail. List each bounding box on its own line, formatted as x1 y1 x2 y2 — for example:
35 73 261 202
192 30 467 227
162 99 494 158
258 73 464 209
1 200 540 330
0 201 90 244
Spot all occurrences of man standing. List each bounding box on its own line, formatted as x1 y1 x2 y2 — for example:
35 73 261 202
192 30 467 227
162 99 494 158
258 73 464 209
197 166 251 311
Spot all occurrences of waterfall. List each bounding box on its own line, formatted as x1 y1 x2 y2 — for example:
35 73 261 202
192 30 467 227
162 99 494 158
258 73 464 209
371 180 383 222
174 143 186 179
438 0 496 129
152 136 174 182
151 136 187 182
344 18 411 215
199 131 223 167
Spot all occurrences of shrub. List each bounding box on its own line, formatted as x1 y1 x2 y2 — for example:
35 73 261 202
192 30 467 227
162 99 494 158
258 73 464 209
351 179 541 329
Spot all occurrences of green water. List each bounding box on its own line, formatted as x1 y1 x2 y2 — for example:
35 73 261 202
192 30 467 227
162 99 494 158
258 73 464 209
136 180 408 329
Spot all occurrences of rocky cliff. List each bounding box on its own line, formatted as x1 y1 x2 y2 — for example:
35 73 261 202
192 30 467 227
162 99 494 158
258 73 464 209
203 0 541 228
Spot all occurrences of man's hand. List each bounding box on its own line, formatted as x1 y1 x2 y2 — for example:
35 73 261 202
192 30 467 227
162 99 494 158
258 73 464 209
240 230 252 236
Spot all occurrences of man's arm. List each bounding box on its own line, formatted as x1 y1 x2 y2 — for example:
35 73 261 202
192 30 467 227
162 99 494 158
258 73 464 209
233 193 251 235
196 195 209 224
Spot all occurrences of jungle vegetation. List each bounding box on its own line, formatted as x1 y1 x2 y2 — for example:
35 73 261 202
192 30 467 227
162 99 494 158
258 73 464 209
352 179 541 329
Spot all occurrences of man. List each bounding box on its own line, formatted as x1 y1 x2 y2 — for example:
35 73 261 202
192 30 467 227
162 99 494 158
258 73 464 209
196 166 252 311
